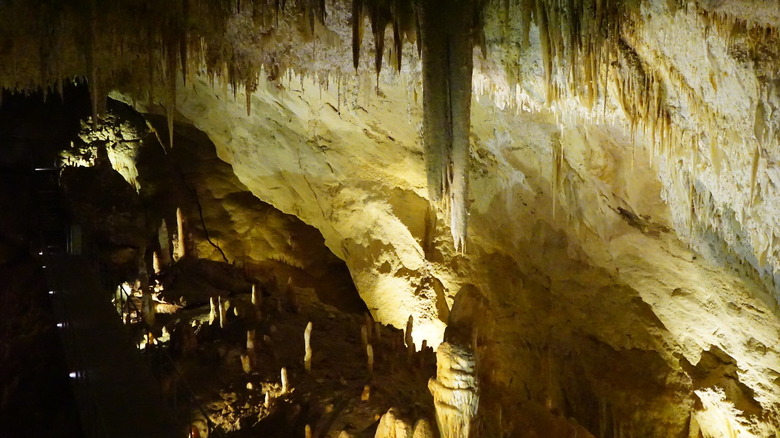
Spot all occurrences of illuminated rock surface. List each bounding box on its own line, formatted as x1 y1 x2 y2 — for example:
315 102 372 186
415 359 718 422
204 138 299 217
2 0 780 436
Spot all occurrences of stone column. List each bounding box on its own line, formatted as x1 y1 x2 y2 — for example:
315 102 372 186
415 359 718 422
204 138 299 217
428 342 479 438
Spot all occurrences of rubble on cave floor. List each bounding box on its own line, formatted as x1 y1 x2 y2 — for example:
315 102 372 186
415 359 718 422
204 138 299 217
118 254 437 437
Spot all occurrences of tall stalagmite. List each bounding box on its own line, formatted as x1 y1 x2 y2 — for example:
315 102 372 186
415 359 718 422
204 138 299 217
428 342 478 438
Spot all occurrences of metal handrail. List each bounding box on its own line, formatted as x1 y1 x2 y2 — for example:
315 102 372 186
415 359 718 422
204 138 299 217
47 260 110 438
39 166 223 438
115 283 224 438
36 167 110 438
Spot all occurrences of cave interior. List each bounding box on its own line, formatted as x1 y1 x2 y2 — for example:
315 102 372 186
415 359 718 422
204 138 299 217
1 1 780 437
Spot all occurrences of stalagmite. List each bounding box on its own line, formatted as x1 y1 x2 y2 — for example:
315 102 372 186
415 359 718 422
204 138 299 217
428 342 479 438
304 321 313 373
209 296 218 325
305 424 312 438
173 207 186 261
158 219 171 266
152 251 161 274
363 312 374 339
367 343 374 374
281 367 289 393
142 291 156 327
286 278 300 313
247 329 256 351
361 385 371 401
240 353 252 373
218 296 227 329
412 419 434 438
252 284 262 319
361 325 368 347
375 408 413 438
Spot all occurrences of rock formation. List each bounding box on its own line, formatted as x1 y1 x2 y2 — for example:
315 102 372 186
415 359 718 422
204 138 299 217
428 343 478 438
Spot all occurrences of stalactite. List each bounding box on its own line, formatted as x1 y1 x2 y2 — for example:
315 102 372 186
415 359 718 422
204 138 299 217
417 0 481 252
167 39 177 149
551 136 563 219
147 28 155 111
749 143 760 206
391 6 402 71
180 0 190 84
352 0 364 70
87 0 100 128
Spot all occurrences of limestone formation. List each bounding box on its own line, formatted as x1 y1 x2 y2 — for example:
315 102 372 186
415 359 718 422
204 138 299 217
240 353 252 374
405 315 414 359
365 313 373 340
173 207 185 261
428 343 478 438
152 251 161 274
247 329 256 352
304 321 313 373
157 219 171 265
209 296 217 326
251 284 262 320
218 296 227 329
374 408 413 438
281 367 289 394
367 343 374 374
411 419 434 438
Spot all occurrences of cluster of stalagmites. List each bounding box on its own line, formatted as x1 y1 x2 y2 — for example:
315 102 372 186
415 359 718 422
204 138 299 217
374 408 435 438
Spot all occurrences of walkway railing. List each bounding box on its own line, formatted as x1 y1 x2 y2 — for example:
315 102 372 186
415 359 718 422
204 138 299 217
114 282 224 437
36 165 223 438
